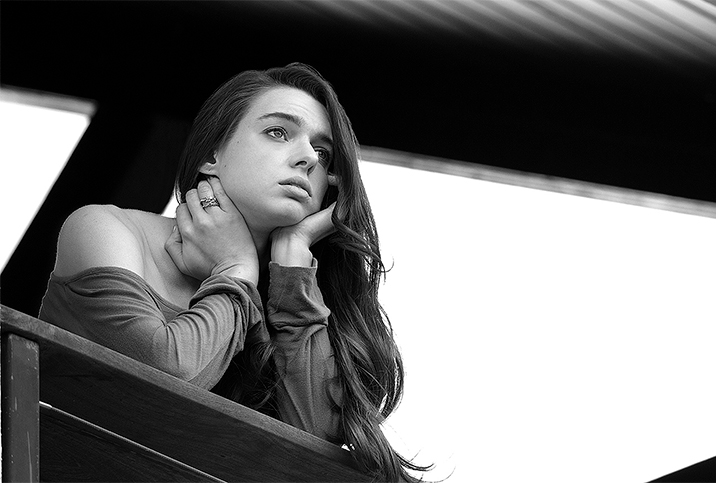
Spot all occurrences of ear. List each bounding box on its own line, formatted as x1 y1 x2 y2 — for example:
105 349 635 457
198 152 219 176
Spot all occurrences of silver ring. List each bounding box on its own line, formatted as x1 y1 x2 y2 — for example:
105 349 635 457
199 196 220 209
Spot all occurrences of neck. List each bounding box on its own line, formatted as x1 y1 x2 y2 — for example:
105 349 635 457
249 227 272 269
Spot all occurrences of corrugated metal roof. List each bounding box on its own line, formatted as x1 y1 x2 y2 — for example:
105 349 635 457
246 0 716 65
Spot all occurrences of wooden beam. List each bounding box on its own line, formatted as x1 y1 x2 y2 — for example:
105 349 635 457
362 146 716 220
1 305 369 482
1 332 40 483
40 404 226 482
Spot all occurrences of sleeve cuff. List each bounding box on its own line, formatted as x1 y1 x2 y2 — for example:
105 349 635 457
267 259 331 328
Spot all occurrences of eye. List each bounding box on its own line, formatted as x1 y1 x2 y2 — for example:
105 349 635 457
265 127 288 140
315 148 332 168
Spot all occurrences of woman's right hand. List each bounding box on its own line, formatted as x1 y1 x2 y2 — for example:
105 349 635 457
165 176 259 285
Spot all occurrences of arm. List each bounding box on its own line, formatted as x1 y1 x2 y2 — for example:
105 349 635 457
268 202 343 442
266 261 341 442
42 262 264 387
46 184 261 386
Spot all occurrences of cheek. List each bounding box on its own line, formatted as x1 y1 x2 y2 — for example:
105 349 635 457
314 178 330 205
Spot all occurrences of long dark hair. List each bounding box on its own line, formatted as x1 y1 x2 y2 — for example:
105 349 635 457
176 63 429 482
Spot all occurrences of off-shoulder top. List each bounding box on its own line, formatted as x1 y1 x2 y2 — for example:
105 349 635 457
38 261 341 441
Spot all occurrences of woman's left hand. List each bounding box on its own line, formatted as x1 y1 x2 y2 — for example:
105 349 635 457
271 202 336 267
271 174 339 267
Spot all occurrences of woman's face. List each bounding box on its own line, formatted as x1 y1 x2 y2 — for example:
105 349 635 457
205 87 334 235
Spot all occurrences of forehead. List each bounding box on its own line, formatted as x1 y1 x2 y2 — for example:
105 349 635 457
245 87 331 134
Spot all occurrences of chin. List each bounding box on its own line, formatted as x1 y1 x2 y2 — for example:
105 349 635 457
271 204 317 227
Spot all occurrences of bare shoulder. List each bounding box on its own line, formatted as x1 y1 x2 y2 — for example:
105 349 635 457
53 204 161 278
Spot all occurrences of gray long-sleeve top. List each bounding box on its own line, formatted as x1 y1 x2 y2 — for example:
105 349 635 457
38 261 341 441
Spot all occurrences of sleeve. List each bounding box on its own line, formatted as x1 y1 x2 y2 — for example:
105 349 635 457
39 267 265 389
266 260 343 443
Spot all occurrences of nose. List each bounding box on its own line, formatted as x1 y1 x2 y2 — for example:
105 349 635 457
290 138 319 173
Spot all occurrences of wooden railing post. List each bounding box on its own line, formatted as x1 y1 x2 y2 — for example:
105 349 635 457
1 332 40 483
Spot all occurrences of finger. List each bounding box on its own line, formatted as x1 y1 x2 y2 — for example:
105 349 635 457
197 179 215 204
185 188 205 218
164 224 185 269
334 196 347 220
327 173 340 187
166 224 181 246
206 176 236 211
309 203 337 245
175 202 192 232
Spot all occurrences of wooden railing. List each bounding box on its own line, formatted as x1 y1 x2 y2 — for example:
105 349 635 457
1 304 370 482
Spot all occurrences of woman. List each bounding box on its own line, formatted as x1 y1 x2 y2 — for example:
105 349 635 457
40 63 428 482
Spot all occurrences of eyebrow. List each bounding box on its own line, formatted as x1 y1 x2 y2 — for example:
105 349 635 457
258 111 334 147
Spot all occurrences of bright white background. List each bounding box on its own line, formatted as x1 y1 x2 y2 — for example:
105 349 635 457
360 161 716 483
3 99 715 483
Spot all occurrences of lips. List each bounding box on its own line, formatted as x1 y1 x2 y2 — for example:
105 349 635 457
279 176 312 197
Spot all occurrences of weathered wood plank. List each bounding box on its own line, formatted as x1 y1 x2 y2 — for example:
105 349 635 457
1 305 369 482
40 404 226 482
1 332 40 483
